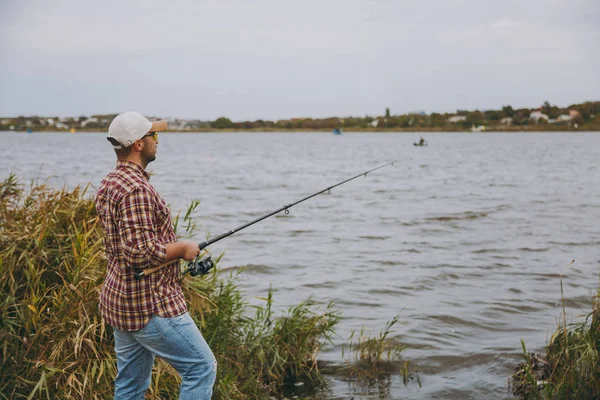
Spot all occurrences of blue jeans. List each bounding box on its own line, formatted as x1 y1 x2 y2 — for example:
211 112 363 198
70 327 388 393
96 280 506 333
113 313 216 400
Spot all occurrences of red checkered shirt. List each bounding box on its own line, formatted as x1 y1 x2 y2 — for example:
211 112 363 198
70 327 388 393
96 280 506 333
96 161 186 331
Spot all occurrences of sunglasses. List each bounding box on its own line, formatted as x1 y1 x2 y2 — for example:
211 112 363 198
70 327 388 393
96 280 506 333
143 132 158 141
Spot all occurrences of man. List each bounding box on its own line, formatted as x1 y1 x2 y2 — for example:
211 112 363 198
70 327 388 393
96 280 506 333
96 111 216 399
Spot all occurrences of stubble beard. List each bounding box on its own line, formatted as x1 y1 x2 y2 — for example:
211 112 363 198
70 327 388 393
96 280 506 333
141 146 156 167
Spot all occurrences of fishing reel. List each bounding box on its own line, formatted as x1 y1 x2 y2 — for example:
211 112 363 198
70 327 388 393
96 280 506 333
186 255 214 277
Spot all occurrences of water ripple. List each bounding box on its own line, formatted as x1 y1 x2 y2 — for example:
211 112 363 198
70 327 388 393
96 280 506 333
425 211 489 221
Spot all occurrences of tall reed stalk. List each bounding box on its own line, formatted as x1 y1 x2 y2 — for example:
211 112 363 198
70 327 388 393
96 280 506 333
511 263 599 399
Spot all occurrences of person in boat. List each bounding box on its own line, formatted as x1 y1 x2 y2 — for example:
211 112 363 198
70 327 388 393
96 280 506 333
96 112 216 399
419 137 426 146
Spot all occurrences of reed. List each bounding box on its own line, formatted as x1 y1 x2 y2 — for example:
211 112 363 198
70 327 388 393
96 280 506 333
0 175 342 399
332 315 419 391
0 174 113 399
348 316 404 369
511 271 599 399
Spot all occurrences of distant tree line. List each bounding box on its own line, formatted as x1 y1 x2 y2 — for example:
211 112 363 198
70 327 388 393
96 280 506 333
1 101 599 132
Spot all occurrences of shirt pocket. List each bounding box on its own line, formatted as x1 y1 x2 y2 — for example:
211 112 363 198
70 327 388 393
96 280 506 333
155 196 172 228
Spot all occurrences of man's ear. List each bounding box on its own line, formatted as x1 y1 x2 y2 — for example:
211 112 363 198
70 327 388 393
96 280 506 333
133 139 144 151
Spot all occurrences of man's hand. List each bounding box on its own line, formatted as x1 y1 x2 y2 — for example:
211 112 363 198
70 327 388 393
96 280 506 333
166 241 200 262
179 240 200 261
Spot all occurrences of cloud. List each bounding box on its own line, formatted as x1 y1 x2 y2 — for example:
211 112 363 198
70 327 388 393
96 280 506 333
490 17 520 29
0 0 598 119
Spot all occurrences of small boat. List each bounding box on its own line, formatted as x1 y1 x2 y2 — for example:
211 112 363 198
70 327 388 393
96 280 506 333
413 138 427 147
333 128 342 135
26 128 33 134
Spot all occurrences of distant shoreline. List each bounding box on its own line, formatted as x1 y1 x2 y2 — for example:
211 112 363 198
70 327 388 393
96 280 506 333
2 126 599 133
3 100 598 133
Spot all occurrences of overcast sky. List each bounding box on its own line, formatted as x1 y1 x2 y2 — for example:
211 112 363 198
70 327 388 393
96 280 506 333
0 0 598 120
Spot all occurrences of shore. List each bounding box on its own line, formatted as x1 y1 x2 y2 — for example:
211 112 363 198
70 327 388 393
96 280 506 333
3 125 600 133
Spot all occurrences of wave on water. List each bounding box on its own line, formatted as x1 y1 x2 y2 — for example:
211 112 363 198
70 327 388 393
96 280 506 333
490 262 512 268
415 352 503 372
487 301 543 314
215 213 236 218
518 247 550 252
502 271 562 279
359 235 391 240
399 221 418 226
418 227 456 234
219 263 276 274
241 211 268 218
487 183 519 188
375 260 408 266
574 203 600 208
491 254 520 260
289 229 316 236
275 213 296 219
368 288 414 296
472 248 508 254
425 211 489 221
418 263 472 269
302 281 339 289
335 299 386 308
548 240 600 246
414 272 461 289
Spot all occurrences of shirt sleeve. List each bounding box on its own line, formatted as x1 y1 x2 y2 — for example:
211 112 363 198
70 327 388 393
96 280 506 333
119 186 168 269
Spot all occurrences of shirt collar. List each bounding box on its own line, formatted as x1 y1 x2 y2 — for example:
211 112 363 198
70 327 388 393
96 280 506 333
116 160 150 180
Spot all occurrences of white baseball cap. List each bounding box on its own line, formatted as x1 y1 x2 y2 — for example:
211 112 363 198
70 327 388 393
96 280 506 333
107 111 168 149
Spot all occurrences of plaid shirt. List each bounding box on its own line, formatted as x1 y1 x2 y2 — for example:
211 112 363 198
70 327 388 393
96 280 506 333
96 161 186 331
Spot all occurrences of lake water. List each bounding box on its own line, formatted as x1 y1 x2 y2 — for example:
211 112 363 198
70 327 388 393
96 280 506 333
1 131 599 399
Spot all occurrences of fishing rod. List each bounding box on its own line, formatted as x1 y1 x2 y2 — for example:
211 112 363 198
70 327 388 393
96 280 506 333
134 160 398 280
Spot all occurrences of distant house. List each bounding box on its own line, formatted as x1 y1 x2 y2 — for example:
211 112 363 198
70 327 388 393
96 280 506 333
557 114 572 122
568 110 581 119
371 119 379 127
55 122 69 130
448 116 467 123
166 118 192 130
500 117 513 125
46 118 55 125
529 111 549 122
81 117 98 127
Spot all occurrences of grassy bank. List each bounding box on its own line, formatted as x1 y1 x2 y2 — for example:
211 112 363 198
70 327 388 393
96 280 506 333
0 175 406 399
511 279 599 399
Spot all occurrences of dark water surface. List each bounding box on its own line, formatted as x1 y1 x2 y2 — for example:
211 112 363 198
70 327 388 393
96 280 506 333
2 131 599 399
